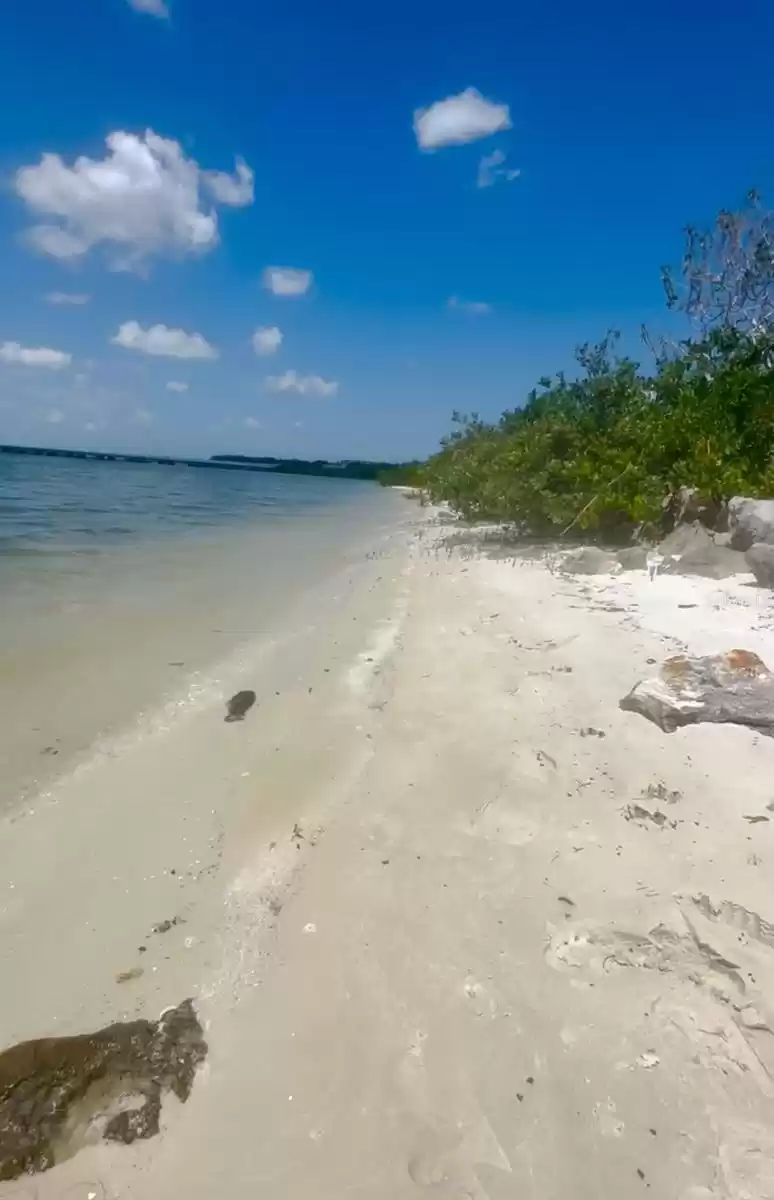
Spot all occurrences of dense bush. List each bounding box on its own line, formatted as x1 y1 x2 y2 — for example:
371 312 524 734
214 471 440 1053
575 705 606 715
419 195 774 540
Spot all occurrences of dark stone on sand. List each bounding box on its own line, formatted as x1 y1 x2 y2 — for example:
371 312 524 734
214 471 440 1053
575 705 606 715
620 649 774 736
0 999 207 1181
745 542 774 588
224 689 256 722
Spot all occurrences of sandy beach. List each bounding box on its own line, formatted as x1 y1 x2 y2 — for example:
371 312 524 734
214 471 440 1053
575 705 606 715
3 510 774 1199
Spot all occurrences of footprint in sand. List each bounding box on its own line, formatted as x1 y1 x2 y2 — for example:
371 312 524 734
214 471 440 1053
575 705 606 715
407 1122 511 1199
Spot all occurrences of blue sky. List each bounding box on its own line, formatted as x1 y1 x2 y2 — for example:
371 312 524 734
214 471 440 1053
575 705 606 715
1 0 773 460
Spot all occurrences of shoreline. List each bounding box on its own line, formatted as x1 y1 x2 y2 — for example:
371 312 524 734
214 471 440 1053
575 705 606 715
0 481 408 815
3 516 774 1196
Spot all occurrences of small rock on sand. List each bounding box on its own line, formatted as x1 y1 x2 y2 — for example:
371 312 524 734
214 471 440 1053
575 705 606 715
224 690 257 723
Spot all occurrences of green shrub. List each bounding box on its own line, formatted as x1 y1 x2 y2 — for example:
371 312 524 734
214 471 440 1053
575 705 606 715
423 328 774 538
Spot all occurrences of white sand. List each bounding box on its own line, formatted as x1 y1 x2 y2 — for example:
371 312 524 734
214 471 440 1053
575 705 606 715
4 525 774 1199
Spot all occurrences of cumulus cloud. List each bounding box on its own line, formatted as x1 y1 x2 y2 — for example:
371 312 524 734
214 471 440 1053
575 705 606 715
262 267 312 297
203 159 254 207
251 326 283 356
166 380 189 393
47 408 65 424
112 321 218 359
44 291 91 306
0 341 72 369
15 130 253 270
414 88 511 150
476 149 521 189
244 416 262 429
127 0 169 18
447 295 492 315
265 369 338 397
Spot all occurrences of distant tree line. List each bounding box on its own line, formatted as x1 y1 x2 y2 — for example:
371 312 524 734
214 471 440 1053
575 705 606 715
211 455 407 481
414 191 774 539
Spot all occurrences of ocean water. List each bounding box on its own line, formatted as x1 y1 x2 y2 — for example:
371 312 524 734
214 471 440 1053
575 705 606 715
0 453 405 811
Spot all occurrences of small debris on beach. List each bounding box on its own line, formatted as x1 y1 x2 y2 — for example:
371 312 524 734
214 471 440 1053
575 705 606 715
116 966 144 984
624 804 675 830
151 916 184 935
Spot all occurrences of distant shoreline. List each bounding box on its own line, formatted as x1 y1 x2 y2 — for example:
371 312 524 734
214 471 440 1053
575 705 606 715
0 443 401 481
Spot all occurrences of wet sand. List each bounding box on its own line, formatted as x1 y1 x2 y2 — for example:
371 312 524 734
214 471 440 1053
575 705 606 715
3 519 774 1198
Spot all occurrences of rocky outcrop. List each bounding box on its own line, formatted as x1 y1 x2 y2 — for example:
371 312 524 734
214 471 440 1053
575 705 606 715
746 543 774 588
728 497 774 551
0 999 207 1181
620 650 774 736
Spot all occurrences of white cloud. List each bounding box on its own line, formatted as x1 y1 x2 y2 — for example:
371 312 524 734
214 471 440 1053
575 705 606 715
15 130 253 269
244 416 262 429
447 295 492 315
47 408 65 424
44 291 91 306
476 149 521 189
262 267 312 297
414 88 511 150
0 341 72 369
251 326 283 356
127 0 169 18
112 321 218 359
265 369 338 397
166 380 189 392
203 159 254 207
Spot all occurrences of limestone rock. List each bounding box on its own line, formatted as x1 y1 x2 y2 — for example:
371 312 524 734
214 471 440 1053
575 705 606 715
0 999 206 1181
664 542 747 580
620 650 774 736
728 496 774 551
616 546 649 571
560 547 620 575
746 542 774 588
655 522 746 578
659 522 714 557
